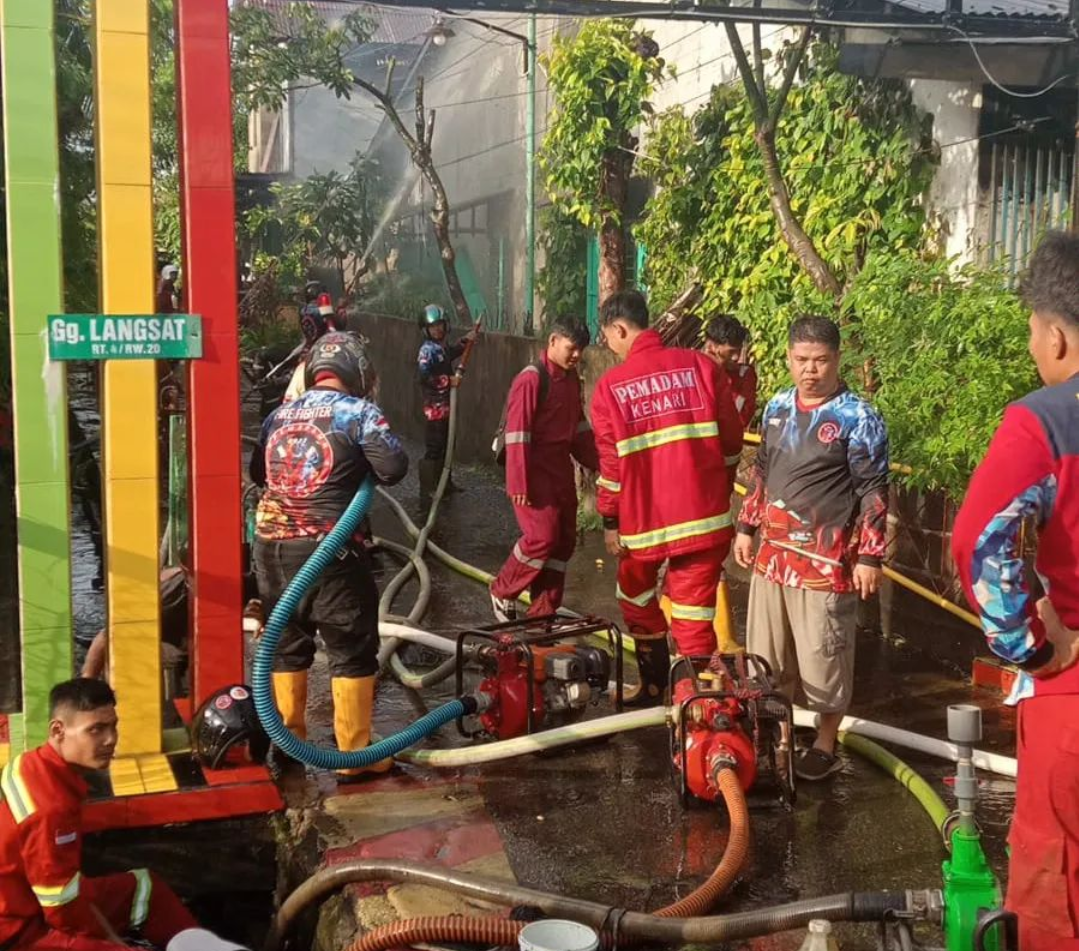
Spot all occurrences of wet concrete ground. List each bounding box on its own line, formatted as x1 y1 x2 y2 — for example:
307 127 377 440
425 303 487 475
56 378 1016 951
263 446 1016 951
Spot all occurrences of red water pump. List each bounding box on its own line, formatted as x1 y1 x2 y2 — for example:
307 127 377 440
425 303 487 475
454 615 624 741
670 653 795 808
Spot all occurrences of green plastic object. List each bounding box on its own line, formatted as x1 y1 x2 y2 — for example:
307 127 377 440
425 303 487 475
943 827 1002 951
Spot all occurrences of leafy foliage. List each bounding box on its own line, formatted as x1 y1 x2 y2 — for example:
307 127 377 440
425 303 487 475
539 20 668 230
629 40 1031 496
637 42 936 398
230 2 375 112
56 0 99 315
241 154 381 297
841 252 1036 498
537 205 589 322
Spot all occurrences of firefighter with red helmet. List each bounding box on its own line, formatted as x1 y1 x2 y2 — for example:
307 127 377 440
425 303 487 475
0 679 244 951
489 318 599 621
284 281 347 404
590 291 743 706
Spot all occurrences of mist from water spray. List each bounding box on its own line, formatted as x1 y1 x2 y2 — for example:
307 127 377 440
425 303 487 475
360 164 421 271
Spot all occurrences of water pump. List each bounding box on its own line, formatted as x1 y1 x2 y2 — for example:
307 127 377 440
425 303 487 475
669 652 795 807
454 615 625 741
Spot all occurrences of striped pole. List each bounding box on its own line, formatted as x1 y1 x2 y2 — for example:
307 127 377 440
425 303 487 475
176 0 244 703
0 0 73 747
93 0 162 755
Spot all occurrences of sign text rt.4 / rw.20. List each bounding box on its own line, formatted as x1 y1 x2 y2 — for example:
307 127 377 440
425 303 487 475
47 315 203 361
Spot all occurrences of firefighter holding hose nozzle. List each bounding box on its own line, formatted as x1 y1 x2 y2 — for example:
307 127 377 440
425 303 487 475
416 304 479 506
250 332 408 781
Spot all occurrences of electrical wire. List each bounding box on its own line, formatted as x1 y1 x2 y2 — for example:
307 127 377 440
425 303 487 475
948 24 1075 99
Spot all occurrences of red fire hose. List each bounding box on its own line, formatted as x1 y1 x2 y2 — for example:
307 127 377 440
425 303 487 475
346 768 750 951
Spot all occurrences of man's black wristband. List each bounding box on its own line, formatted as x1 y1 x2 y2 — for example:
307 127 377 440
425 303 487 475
602 517 619 530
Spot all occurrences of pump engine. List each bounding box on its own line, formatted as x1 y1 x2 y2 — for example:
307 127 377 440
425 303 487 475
455 615 624 741
670 653 795 807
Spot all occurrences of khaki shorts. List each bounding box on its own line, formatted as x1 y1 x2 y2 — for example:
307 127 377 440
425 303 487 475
746 574 857 714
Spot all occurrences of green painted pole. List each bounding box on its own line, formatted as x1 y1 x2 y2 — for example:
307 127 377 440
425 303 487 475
1 0 73 745
525 15 537 332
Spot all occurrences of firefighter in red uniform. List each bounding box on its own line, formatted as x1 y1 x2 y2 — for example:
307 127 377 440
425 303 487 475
0 679 242 951
952 232 1079 950
490 318 599 621
702 314 757 427
591 291 743 705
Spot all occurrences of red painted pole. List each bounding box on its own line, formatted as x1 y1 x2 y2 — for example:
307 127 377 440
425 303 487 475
176 0 244 704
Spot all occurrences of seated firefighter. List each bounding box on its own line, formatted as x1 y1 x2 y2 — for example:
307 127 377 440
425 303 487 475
0 678 243 951
249 332 408 781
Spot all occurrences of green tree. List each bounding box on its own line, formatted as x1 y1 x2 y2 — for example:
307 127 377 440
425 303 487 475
536 205 589 323
231 4 474 323
242 154 381 297
230 2 374 112
540 20 667 301
637 42 935 398
841 252 1036 497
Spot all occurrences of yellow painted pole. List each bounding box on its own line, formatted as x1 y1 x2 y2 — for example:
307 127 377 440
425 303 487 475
93 0 161 755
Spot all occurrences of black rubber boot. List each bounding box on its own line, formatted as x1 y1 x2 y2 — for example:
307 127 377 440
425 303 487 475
623 632 671 708
418 458 440 507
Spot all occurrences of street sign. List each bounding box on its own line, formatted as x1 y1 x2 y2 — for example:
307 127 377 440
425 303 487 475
46 314 203 361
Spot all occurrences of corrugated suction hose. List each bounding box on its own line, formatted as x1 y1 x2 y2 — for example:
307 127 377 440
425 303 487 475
347 767 749 950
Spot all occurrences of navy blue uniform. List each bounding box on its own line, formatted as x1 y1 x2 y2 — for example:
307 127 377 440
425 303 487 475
251 387 408 677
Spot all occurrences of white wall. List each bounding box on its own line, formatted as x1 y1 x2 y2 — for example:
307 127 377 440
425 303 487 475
908 79 983 264
647 21 797 116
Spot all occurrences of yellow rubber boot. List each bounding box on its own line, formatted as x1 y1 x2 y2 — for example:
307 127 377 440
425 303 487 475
272 671 308 741
331 676 393 780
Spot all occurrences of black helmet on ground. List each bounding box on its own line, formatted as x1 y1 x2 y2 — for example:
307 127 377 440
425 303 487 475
304 331 376 398
190 685 270 771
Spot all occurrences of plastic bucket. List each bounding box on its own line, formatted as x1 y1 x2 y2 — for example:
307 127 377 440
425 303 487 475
518 920 600 951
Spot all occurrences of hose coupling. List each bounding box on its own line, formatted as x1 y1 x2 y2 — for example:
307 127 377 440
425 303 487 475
463 692 489 715
710 753 740 782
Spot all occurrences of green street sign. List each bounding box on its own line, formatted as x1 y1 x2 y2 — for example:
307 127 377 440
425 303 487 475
47 314 203 361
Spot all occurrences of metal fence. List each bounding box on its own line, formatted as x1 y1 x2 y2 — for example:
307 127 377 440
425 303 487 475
986 139 1073 279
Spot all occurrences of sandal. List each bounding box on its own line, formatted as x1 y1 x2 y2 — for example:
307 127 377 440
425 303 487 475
795 746 842 781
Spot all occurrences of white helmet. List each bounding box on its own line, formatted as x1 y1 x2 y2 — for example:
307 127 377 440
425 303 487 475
161 264 179 281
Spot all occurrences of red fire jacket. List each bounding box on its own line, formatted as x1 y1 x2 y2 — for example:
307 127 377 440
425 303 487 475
0 745 105 946
591 329 744 560
503 353 599 503
953 374 1079 701
730 363 758 428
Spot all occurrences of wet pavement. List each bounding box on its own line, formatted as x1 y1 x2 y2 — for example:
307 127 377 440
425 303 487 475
260 444 1016 951
46 370 1016 950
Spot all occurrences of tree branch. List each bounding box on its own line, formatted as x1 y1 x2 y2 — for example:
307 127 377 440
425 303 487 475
353 75 419 152
751 1 765 93
415 76 426 148
723 22 768 125
768 27 811 129
425 108 436 152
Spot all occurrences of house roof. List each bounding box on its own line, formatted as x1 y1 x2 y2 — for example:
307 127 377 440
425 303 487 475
245 0 433 44
879 0 1065 17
